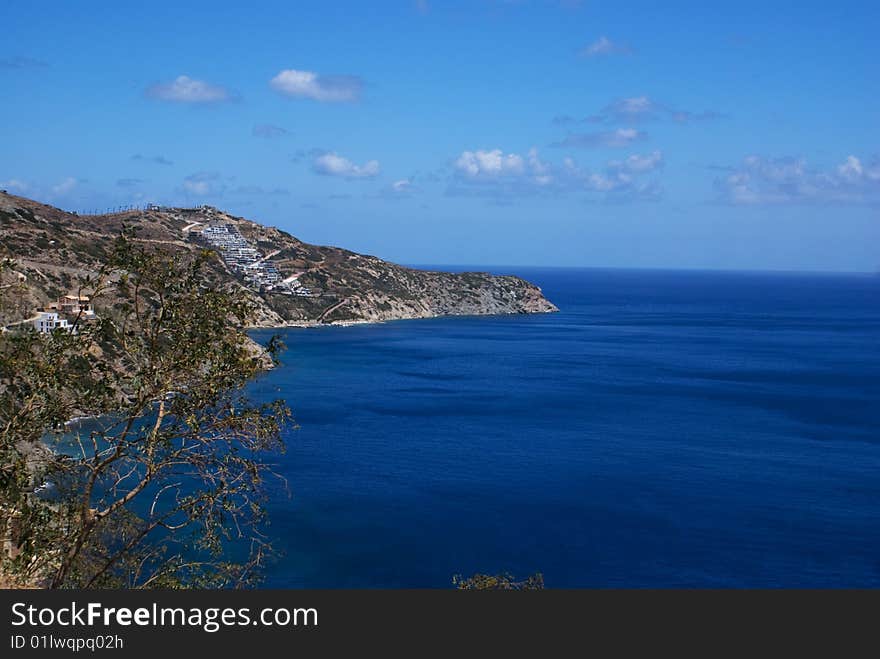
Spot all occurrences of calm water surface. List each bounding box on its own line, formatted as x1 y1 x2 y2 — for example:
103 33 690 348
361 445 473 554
249 268 880 587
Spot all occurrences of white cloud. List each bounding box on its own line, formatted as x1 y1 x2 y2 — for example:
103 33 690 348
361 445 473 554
452 148 558 189
270 69 362 103
380 178 421 198
391 179 414 193
454 149 526 180
449 147 662 202
836 155 880 184
607 150 664 174
715 154 880 205
580 36 631 57
312 152 380 179
51 177 77 196
837 155 863 182
568 151 663 199
527 148 554 186
610 128 640 145
0 179 29 193
146 75 234 104
575 166 661 201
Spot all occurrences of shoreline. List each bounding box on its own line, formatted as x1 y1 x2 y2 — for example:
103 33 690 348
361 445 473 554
247 308 558 331
248 318 388 330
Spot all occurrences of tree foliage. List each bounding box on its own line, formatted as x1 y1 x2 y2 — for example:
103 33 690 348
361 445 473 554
0 236 291 588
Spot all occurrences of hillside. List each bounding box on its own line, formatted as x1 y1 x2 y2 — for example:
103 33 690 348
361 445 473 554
0 192 557 328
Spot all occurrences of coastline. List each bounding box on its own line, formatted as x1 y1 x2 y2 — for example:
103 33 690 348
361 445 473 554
247 307 558 331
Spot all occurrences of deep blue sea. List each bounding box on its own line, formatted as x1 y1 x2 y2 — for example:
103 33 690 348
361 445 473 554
248 268 880 588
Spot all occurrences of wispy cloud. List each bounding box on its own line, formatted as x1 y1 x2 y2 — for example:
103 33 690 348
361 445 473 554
714 154 880 205
0 179 29 193
182 171 223 196
561 150 663 201
270 69 363 103
132 154 174 166
51 177 78 196
414 0 430 15
550 128 647 149
252 123 288 139
579 36 631 57
145 75 235 104
607 150 664 175
391 179 417 193
561 96 721 124
578 151 664 202
116 178 144 188
0 56 48 69
312 152 380 179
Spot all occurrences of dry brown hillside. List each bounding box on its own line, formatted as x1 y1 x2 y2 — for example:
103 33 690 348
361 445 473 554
0 191 557 327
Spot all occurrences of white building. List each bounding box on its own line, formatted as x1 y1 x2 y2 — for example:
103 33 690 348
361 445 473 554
33 311 74 334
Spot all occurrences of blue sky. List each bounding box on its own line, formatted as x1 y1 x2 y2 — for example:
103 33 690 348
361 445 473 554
2 0 878 271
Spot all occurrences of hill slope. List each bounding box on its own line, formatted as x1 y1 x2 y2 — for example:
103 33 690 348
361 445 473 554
0 192 557 327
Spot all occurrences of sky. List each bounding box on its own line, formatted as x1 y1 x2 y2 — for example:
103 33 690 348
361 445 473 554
2 0 878 272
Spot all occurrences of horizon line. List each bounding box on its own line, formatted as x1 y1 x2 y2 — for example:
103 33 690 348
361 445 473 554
406 263 879 276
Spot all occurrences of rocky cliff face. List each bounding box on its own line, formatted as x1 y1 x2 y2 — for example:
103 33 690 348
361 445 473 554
0 192 557 327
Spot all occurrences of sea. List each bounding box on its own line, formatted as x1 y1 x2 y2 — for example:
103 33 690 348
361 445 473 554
247 267 880 588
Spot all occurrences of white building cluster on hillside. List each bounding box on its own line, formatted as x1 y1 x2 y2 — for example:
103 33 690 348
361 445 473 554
197 223 313 295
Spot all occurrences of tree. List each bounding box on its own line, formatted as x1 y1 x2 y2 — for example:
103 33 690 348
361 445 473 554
0 236 291 588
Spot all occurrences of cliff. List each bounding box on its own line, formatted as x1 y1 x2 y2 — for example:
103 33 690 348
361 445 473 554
0 192 557 327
